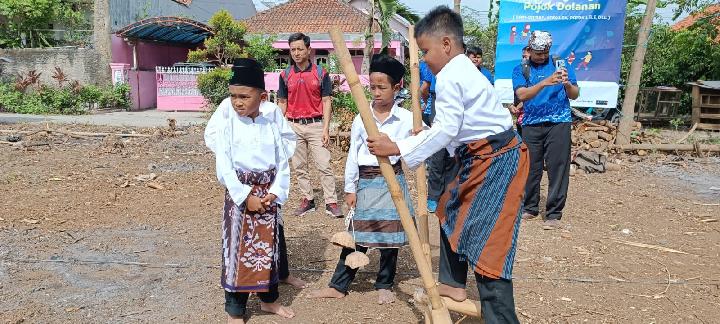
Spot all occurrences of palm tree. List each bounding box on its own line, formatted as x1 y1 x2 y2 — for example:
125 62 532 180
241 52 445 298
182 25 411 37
361 0 400 74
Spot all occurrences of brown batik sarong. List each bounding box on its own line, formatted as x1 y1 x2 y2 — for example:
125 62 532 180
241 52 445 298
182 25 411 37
221 168 279 292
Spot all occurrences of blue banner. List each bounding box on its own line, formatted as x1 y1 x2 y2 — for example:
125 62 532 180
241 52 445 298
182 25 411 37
494 0 628 108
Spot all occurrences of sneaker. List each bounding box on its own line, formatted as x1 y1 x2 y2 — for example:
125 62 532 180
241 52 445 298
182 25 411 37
427 200 438 213
294 198 316 216
325 203 343 218
522 212 539 220
542 219 561 230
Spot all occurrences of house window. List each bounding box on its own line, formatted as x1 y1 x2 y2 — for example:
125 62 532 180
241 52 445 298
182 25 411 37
276 56 291 68
276 49 291 69
314 49 329 67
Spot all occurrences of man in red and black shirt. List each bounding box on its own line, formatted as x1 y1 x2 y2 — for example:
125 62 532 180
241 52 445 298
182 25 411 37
278 32 342 218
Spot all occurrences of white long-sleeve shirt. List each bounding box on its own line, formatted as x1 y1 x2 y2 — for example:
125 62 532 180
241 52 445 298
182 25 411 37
205 99 297 157
205 99 294 206
397 54 513 169
344 104 416 193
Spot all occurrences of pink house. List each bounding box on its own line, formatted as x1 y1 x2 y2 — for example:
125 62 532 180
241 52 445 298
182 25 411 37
244 0 408 75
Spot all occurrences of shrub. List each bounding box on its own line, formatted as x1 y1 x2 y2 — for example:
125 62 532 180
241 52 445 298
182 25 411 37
197 67 231 107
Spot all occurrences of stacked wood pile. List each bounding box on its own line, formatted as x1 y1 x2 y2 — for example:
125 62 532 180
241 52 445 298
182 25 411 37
571 120 638 153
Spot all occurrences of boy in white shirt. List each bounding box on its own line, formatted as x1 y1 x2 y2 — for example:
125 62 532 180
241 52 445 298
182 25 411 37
206 58 295 323
306 54 416 305
206 86 307 291
367 6 529 324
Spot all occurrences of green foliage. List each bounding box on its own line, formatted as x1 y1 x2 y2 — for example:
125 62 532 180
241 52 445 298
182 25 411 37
187 10 247 65
245 35 279 72
332 91 359 115
197 67 231 106
620 3 720 114
99 84 131 110
395 2 419 24
376 0 399 51
670 117 684 130
0 0 91 48
463 7 498 72
0 82 130 114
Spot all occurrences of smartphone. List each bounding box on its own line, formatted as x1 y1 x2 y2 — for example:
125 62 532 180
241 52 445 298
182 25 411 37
555 59 566 71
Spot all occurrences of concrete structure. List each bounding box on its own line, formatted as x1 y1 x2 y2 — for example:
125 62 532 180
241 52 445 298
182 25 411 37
0 48 104 86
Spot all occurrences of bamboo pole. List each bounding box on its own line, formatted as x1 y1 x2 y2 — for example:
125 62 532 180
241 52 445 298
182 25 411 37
408 25 432 266
329 28 452 324
415 290 482 318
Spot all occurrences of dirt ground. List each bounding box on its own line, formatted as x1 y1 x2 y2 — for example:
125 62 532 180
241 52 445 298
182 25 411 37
1 123 719 324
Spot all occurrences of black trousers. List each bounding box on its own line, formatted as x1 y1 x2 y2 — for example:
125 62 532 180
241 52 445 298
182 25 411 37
225 284 279 317
438 230 520 324
423 102 459 202
278 223 290 280
329 245 398 293
521 122 571 220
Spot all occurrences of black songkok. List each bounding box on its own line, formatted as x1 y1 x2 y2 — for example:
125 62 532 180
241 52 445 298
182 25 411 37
229 58 265 89
369 54 405 84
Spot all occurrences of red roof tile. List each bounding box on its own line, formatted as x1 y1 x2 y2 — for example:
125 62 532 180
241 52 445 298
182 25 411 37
244 0 379 34
672 4 720 31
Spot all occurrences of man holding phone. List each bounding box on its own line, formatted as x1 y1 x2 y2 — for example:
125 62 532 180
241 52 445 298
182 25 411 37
512 31 579 230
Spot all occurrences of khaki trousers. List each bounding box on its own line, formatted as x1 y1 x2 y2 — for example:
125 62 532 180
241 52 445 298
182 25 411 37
290 121 337 204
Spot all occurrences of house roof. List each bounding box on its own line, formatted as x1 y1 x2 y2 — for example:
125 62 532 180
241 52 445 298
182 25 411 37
672 4 720 36
244 0 379 34
115 16 213 45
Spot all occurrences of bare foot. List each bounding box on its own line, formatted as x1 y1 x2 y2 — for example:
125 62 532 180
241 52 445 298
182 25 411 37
305 287 345 299
227 314 245 324
260 302 295 319
377 289 396 304
438 283 467 302
281 275 307 289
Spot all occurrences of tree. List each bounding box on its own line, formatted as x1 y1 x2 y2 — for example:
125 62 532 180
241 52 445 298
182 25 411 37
0 0 90 48
395 3 419 24
360 0 399 74
245 35 279 72
462 6 498 71
187 10 247 65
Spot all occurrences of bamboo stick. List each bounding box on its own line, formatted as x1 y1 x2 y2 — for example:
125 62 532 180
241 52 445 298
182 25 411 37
408 25 432 266
329 28 452 324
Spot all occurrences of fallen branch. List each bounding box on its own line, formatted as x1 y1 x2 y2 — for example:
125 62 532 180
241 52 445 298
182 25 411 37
119 309 152 317
625 258 672 299
676 123 698 144
611 238 692 255
693 202 720 206
615 143 720 152
0 129 156 138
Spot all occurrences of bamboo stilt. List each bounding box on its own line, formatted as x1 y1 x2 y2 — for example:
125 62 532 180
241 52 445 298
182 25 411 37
329 28 452 324
408 25 432 266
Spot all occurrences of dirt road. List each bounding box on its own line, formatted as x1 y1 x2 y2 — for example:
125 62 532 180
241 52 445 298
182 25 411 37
1 124 718 323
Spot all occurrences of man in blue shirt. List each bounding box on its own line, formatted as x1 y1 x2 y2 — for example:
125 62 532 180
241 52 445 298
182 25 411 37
419 59 457 213
466 45 494 85
512 31 579 230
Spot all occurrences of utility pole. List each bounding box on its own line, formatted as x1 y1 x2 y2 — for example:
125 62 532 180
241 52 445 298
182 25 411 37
454 0 461 14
